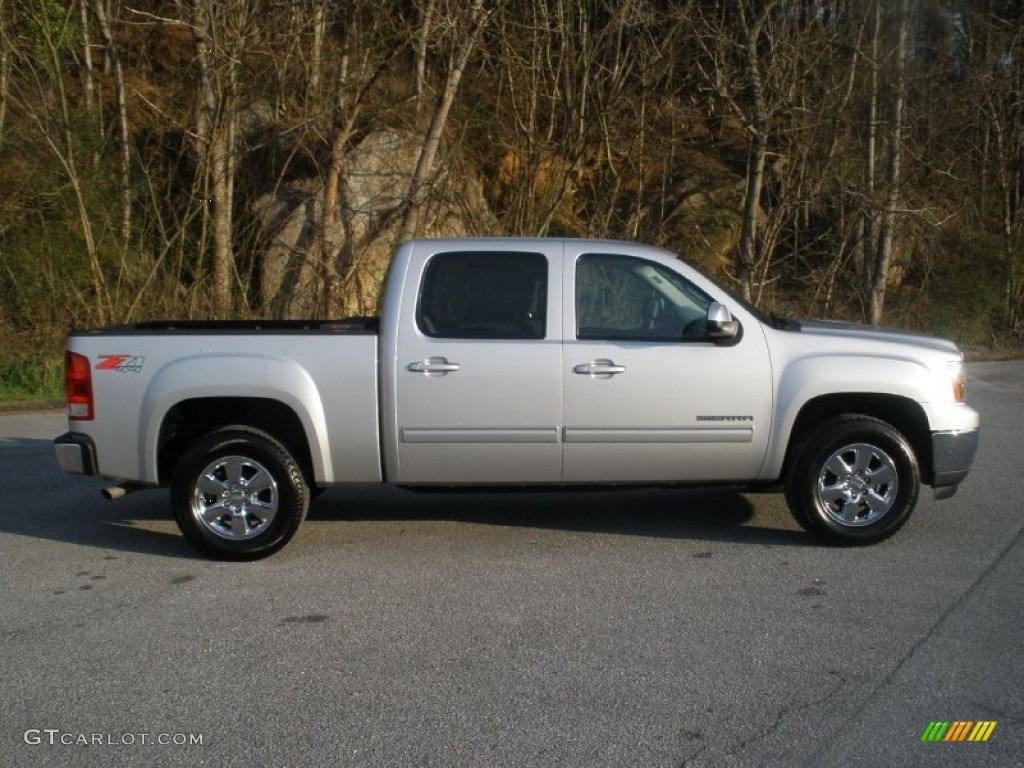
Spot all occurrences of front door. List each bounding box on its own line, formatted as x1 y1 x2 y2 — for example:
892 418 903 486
562 248 772 483
393 245 563 483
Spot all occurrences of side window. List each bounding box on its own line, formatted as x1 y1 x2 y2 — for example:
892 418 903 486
576 253 713 341
417 251 547 339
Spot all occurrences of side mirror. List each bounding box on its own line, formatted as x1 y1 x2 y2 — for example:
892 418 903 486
706 302 739 340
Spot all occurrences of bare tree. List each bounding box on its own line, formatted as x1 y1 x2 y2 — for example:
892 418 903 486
0 0 10 149
414 0 437 104
92 0 133 253
190 0 259 315
318 1 396 316
78 0 96 122
968 4 1024 332
23 0 110 322
398 0 492 240
860 0 880 321
861 0 909 325
308 0 327 99
490 0 681 240
694 0 840 304
734 1 780 303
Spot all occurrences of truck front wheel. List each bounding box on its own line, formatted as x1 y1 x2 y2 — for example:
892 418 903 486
784 416 920 546
171 427 308 560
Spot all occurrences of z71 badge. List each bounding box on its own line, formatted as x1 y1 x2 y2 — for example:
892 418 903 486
95 355 145 373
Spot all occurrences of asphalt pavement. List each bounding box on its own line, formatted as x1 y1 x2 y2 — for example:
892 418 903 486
0 362 1021 767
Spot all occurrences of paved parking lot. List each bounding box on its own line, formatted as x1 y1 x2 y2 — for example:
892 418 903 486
1 362 1021 766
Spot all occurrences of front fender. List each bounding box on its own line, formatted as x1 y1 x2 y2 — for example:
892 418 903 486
763 354 937 480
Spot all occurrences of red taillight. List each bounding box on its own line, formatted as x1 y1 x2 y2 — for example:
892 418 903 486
65 351 94 420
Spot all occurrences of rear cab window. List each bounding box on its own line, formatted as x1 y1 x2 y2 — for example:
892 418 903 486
417 251 548 340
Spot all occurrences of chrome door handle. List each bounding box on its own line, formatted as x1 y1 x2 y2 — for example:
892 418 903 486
574 360 626 376
407 357 461 375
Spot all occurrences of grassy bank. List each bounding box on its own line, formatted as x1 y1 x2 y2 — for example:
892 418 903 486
0 347 64 402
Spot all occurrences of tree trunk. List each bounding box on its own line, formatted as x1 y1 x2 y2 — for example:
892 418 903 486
37 3 109 323
737 135 766 303
320 0 356 318
192 0 240 316
414 0 436 106
399 0 490 240
0 0 10 150
308 2 326 100
735 2 776 304
868 0 909 326
93 0 133 253
861 0 880 319
79 0 97 125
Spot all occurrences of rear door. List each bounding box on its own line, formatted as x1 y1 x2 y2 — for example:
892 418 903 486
392 244 563 483
562 246 772 483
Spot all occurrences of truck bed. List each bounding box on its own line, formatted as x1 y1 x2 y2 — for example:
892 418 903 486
62 319 383 486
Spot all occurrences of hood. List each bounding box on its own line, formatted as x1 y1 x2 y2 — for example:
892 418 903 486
794 319 961 356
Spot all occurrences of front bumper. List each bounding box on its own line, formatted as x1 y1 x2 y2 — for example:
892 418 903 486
930 428 979 499
54 432 98 476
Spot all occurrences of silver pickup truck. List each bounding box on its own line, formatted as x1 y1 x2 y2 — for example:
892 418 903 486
54 238 979 559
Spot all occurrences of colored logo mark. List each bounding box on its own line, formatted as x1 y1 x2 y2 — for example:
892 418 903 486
921 721 997 742
95 354 144 373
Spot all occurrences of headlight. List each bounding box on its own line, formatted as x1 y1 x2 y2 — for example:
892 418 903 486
947 360 966 402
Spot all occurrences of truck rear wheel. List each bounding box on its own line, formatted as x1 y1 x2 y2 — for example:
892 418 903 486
784 415 920 546
171 427 308 560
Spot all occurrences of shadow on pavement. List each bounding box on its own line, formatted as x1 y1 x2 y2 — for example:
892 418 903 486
309 483 813 548
2 437 815 559
0 437 197 559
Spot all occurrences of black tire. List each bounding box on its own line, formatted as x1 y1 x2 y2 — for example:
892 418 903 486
784 415 920 546
171 426 308 560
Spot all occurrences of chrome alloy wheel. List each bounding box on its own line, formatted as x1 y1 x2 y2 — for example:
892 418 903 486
191 455 279 540
815 442 899 527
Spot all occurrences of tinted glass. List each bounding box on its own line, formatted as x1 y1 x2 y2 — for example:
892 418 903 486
418 251 547 339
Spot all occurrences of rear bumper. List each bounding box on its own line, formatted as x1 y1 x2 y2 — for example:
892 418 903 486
54 432 98 476
930 428 979 499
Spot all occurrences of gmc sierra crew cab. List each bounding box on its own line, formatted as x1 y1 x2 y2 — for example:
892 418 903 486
54 238 980 559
